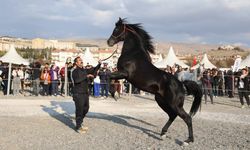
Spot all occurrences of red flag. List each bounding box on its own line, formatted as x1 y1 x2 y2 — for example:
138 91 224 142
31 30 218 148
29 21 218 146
192 56 197 67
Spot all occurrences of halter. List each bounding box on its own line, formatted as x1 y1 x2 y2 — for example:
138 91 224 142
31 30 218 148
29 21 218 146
102 24 141 62
111 24 126 39
111 24 140 39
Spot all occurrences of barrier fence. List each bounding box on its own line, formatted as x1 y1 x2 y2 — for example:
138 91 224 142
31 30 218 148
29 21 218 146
0 77 249 98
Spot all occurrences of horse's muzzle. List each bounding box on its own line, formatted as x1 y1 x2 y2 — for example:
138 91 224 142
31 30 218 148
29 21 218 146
107 38 115 47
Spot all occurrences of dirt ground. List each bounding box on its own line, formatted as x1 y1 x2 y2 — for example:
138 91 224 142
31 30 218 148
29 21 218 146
0 95 249 150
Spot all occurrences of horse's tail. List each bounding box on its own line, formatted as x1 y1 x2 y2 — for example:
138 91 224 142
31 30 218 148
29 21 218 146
183 80 202 117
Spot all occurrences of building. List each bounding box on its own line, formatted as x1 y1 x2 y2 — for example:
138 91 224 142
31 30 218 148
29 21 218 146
75 43 99 52
0 36 32 51
51 49 81 67
32 38 76 49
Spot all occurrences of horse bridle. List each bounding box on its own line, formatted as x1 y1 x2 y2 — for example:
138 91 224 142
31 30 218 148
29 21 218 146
111 24 139 39
104 24 142 62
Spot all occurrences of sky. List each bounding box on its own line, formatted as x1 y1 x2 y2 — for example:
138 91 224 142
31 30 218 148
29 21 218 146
0 0 250 47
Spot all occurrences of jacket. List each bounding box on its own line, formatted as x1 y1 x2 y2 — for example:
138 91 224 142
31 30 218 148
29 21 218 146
72 64 101 94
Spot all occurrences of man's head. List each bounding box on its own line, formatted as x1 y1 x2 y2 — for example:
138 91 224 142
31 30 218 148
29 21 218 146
74 56 83 67
242 68 247 75
103 62 108 68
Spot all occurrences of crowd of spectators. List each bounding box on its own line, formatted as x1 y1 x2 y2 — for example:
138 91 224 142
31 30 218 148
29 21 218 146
0 59 250 108
0 60 123 99
166 63 250 108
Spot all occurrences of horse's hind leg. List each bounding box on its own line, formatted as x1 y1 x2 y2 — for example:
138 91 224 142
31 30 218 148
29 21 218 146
176 107 194 144
161 110 177 138
155 94 177 138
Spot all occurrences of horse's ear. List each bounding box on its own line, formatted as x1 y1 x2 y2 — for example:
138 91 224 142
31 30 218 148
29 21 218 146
116 17 123 26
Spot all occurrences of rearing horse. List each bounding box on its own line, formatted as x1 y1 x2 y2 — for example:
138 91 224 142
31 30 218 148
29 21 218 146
107 18 202 144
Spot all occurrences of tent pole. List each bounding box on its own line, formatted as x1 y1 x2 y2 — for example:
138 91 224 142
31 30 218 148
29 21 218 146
7 63 12 96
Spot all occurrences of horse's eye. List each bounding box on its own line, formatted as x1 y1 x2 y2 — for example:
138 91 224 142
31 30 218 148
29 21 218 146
115 28 119 32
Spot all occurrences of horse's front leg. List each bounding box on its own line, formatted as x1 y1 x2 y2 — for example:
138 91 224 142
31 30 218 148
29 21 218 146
109 71 128 100
109 71 128 80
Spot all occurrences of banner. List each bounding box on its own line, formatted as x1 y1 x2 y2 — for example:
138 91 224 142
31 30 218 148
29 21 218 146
232 57 242 72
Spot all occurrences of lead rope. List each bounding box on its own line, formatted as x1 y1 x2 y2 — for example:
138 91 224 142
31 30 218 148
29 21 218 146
101 44 119 62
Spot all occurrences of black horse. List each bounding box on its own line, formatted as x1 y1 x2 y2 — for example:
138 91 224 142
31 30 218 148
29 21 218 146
107 18 202 144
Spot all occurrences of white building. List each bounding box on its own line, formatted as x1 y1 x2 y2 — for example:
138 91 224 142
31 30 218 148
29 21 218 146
51 49 81 67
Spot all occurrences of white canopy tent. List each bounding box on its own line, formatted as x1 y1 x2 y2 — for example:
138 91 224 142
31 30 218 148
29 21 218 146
154 46 189 68
80 48 98 66
0 45 29 65
191 53 216 69
0 45 30 96
239 54 250 69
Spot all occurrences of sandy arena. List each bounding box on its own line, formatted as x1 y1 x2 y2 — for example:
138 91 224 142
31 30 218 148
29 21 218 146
0 95 249 150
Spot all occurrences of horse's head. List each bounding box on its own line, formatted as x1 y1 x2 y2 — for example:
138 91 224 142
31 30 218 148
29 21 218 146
107 17 126 47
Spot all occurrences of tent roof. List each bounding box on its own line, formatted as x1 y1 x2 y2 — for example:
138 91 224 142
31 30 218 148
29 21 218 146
191 53 216 69
0 45 29 65
81 48 98 66
154 46 189 68
239 54 250 69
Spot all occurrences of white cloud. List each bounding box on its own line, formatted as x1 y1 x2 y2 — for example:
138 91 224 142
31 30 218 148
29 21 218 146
223 0 250 10
0 0 250 46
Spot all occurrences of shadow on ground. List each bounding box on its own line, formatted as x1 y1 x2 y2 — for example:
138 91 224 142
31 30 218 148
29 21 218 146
41 101 162 140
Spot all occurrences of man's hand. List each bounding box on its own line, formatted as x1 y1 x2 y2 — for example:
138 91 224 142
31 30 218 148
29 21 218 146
87 74 94 78
98 60 102 64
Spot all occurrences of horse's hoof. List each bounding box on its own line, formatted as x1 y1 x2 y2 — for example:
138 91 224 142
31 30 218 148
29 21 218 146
181 141 189 146
160 133 170 140
161 134 167 139
181 139 193 146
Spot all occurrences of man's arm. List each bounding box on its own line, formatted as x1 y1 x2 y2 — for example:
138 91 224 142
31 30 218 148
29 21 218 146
87 63 101 76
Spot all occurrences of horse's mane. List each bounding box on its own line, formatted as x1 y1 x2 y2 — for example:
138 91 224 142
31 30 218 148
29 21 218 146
120 19 155 59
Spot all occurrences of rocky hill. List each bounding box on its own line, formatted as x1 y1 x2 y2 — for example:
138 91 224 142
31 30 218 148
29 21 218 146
65 38 250 57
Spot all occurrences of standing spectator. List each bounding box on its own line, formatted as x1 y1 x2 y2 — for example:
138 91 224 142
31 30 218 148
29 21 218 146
227 70 234 98
237 68 250 108
32 62 41 96
40 68 51 96
59 66 65 95
50 63 59 96
85 64 94 96
224 70 228 96
98 63 111 99
93 75 100 97
202 70 214 104
212 69 219 97
68 62 75 96
0 61 4 93
18 64 25 94
72 56 101 133
217 70 224 96
164 65 172 73
1 64 9 95
12 67 21 95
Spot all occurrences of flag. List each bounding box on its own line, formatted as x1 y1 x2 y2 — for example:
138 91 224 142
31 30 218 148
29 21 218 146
192 56 197 67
